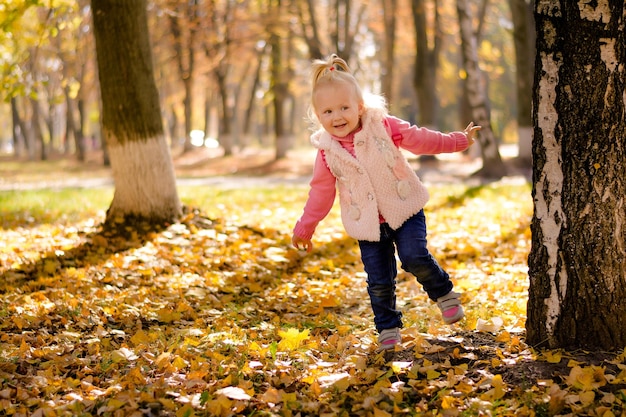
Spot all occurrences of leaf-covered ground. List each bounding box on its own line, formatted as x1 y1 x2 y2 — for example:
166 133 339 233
1 152 626 416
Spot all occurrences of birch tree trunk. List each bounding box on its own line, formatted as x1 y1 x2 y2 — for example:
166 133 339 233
526 0 626 350
456 0 507 179
91 0 181 225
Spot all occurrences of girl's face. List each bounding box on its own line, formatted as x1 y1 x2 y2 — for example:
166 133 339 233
313 81 364 138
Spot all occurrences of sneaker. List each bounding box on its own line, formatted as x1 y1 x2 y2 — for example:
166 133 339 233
436 291 465 324
378 327 401 350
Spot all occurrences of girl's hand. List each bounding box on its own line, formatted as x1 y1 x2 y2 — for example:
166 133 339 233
464 122 481 146
292 235 313 252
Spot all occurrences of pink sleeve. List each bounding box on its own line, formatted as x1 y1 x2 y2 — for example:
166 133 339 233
386 116 469 155
293 150 337 240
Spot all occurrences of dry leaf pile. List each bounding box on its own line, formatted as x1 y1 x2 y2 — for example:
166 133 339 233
1 182 626 416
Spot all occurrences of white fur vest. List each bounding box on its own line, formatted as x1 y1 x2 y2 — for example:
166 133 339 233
310 108 429 242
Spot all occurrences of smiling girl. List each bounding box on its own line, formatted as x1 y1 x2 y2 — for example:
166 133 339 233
292 54 481 351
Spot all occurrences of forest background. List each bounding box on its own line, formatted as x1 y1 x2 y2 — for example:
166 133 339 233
0 0 526 165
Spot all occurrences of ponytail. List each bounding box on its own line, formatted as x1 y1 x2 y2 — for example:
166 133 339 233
311 54 352 86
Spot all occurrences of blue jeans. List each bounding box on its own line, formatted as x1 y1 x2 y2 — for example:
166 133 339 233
358 210 453 332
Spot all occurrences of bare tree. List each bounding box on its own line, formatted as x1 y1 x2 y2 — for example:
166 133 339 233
297 0 325 59
168 0 200 153
456 0 506 179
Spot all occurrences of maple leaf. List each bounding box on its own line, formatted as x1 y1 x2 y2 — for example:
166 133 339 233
566 366 607 391
277 328 310 351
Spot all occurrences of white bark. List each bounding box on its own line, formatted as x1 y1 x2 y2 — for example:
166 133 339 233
578 0 610 23
107 135 181 219
535 51 566 342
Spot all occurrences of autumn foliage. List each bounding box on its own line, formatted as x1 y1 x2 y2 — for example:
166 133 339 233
2 182 626 416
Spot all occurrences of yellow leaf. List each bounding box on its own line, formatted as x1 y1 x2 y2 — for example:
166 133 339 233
172 356 188 370
492 374 506 400
130 329 151 346
320 296 338 307
545 350 562 363
567 359 584 367
495 330 511 343
260 387 282 404
426 369 440 379
106 399 125 410
337 325 352 336
333 376 351 392
157 308 181 323
281 391 298 409
566 366 606 391
373 406 392 417
127 367 146 384
176 404 195 417
456 381 474 394
480 374 506 401
579 390 595 406
277 328 310 351
441 395 458 409
206 396 232 416
43 259 58 275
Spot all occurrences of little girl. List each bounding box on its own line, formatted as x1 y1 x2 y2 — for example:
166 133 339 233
292 55 480 350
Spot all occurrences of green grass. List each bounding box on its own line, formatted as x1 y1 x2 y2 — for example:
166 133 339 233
0 182 532 230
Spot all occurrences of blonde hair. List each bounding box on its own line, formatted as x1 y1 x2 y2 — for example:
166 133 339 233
307 54 387 128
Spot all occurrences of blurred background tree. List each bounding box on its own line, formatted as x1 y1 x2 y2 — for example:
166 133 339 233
0 0 532 177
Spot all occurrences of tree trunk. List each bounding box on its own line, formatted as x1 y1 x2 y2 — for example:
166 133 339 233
91 0 181 224
270 29 289 160
268 0 290 160
215 68 234 156
65 86 86 161
169 3 198 153
298 0 325 60
243 47 265 140
527 0 626 350
412 0 440 128
381 0 397 105
10 97 27 157
456 0 506 179
76 98 87 155
508 0 535 165
30 97 47 161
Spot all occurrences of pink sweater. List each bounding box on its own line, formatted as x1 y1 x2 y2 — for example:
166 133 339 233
293 113 469 241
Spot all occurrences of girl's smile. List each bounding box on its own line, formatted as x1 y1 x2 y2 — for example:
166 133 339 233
313 82 364 138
